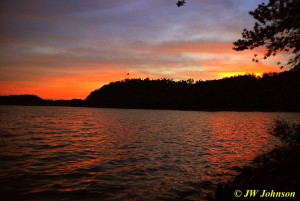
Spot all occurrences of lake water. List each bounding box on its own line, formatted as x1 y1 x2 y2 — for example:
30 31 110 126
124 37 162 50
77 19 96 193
0 106 299 201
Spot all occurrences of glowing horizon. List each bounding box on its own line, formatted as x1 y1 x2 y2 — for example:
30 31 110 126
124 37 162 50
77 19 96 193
0 0 283 100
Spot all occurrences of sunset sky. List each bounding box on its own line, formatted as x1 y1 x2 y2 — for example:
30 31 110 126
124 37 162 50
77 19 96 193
0 0 282 99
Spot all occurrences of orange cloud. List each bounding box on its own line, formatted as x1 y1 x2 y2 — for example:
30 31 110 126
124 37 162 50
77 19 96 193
0 41 283 99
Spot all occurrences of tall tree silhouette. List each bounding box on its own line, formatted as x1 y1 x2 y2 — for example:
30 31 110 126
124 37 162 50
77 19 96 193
233 0 300 69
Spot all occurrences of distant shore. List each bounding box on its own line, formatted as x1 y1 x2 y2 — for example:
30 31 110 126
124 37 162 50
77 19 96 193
1 70 300 111
0 95 85 107
1 101 300 113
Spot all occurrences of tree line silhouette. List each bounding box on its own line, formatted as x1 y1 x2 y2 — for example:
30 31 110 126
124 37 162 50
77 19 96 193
1 70 299 111
85 70 300 111
0 95 84 107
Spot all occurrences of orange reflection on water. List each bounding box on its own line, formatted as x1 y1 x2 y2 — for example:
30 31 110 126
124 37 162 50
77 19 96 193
204 113 273 181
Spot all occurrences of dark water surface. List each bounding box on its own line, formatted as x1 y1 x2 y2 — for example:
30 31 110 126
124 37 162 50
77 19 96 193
1 106 299 201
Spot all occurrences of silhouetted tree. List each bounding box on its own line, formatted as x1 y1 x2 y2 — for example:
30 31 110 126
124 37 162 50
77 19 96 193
233 0 300 69
177 0 186 7
85 70 300 111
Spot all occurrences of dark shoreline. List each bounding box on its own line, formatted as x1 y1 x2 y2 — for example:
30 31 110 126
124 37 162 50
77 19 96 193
85 106 300 113
1 104 300 113
215 145 300 200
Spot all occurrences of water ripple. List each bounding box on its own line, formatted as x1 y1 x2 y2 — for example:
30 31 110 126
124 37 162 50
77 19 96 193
1 106 300 200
